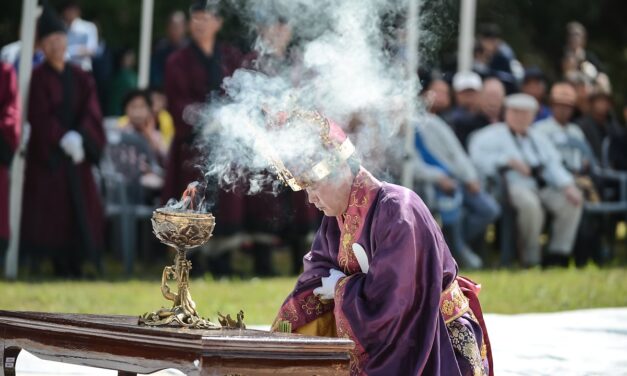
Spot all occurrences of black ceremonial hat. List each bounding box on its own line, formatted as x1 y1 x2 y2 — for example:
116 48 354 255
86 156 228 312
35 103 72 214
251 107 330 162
37 0 66 40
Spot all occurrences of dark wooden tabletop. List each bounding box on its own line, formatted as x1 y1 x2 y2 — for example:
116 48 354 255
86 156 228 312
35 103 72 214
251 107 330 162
0 310 353 376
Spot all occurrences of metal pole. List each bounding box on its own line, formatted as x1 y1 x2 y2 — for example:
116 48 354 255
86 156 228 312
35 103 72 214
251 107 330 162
5 0 38 280
401 0 420 189
457 0 477 72
138 0 154 88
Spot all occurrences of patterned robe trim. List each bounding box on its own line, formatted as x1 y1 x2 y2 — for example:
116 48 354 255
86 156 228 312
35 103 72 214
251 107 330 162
334 274 368 376
336 168 382 275
447 320 488 376
271 289 334 332
440 279 471 324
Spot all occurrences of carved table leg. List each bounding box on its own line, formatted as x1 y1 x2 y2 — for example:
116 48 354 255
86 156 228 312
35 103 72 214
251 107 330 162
2 347 21 376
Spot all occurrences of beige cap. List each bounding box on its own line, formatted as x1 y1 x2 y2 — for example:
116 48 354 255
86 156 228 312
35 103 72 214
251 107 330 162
504 93 539 112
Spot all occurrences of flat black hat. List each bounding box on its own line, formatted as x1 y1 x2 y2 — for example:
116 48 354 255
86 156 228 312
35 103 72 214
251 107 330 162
37 0 66 40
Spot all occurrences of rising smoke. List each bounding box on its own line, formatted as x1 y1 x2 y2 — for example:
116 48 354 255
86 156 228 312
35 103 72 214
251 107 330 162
189 0 453 197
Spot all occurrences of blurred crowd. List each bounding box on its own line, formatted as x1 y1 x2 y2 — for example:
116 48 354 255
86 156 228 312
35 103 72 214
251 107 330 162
0 1 626 278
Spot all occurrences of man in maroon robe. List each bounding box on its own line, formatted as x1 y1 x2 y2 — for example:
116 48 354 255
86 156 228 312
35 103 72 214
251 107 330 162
271 111 493 376
162 1 243 275
0 63 20 252
20 3 106 276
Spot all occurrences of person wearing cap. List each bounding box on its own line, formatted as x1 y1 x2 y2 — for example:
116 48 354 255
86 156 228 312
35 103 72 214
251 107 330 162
446 71 482 120
20 2 106 276
469 94 583 267
522 67 551 122
272 111 492 376
452 77 506 149
161 0 244 276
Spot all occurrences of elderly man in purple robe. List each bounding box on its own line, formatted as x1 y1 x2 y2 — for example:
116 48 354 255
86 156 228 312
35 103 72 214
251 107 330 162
269 110 493 376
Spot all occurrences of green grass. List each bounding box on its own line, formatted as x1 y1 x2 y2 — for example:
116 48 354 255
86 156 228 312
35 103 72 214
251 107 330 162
1 266 626 324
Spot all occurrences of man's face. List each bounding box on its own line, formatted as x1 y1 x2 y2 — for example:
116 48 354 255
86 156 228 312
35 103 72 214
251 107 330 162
62 6 80 24
552 103 575 125
455 89 480 111
505 108 534 134
590 97 611 118
189 11 223 43
479 36 499 57
125 97 151 129
480 80 505 118
425 80 451 113
41 33 67 64
305 166 353 217
260 22 292 53
167 14 187 43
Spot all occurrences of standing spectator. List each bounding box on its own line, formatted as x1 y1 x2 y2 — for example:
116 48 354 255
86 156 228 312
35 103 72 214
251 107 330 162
91 20 115 115
469 94 583 267
60 0 98 71
21 3 106 277
576 88 622 162
522 67 551 121
0 63 20 255
476 23 523 94
107 47 138 116
162 0 243 276
451 77 505 149
412 110 500 268
563 22 604 78
150 11 188 88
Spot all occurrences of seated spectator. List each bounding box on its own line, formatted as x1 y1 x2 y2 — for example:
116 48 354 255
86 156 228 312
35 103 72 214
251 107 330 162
609 101 627 170
60 0 98 71
452 77 505 149
522 67 551 121
110 90 166 204
118 88 175 150
469 94 583 267
442 71 482 126
413 110 501 268
535 82 603 266
576 86 622 162
422 78 452 117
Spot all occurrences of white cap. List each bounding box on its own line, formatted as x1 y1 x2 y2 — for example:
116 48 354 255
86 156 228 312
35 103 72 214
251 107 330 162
452 71 483 92
505 93 539 112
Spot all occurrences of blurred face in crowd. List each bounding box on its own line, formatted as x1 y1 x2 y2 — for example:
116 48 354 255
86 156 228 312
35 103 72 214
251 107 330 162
41 32 67 69
590 96 612 119
259 22 292 56
505 108 535 135
305 163 353 217
455 89 480 112
478 36 499 57
522 79 546 102
61 5 80 25
567 28 586 50
424 79 451 114
189 10 223 44
167 12 187 44
480 78 505 121
550 83 577 125
125 96 152 129
150 91 167 114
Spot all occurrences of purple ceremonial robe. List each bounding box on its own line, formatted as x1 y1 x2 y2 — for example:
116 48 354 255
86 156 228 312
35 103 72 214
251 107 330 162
273 168 491 376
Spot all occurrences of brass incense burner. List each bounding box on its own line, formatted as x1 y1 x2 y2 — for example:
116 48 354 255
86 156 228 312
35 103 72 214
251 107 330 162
138 208 221 329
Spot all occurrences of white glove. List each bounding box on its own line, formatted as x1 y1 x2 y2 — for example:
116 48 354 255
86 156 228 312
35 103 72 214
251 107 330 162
313 269 346 300
60 130 85 164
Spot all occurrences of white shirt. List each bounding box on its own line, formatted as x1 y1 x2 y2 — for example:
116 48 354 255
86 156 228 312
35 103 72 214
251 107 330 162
66 18 98 71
